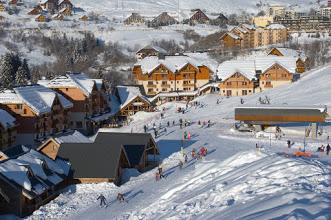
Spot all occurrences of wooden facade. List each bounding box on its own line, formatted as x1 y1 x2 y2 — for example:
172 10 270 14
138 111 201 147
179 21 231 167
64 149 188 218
35 14 47 22
221 24 288 50
189 9 210 24
118 96 153 117
268 48 307 73
235 107 327 124
79 15 88 21
133 62 211 96
259 63 293 91
59 7 72 16
0 123 17 151
28 6 43 15
219 72 256 97
124 13 145 25
0 3 5 12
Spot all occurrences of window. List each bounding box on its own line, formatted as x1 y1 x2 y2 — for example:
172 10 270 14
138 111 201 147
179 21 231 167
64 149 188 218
15 104 22 109
242 90 247 96
66 88 69 91
148 81 153 85
148 89 153 93
242 82 247 86
76 121 83 128
226 82 232 86
162 88 167 92
23 109 27 114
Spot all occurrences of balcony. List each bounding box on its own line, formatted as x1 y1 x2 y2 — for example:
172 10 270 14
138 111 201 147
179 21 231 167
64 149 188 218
161 84 170 88
183 83 195 87
147 84 157 88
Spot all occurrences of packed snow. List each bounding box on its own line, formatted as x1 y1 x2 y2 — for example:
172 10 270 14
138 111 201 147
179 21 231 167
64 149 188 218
21 64 331 220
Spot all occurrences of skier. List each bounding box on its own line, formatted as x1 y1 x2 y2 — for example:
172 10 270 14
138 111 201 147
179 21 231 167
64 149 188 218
287 140 291 148
144 125 147 133
158 166 165 179
327 144 331 155
187 132 191 140
173 120 175 126
97 194 107 207
154 129 158 138
117 193 126 203
184 154 188 163
184 131 188 139
198 120 201 126
155 172 160 181
191 148 196 159
167 121 170 127
178 160 184 169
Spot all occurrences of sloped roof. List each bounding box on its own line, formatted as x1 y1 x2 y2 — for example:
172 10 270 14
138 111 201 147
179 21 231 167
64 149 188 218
217 60 257 81
137 45 167 54
116 86 150 108
54 130 93 144
0 109 16 129
266 24 286 29
134 55 206 74
255 56 297 73
38 73 102 96
12 85 73 115
0 146 68 195
269 47 307 61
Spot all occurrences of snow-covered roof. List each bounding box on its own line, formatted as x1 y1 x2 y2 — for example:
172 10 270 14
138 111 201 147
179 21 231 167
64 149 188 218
38 73 101 96
59 7 68 13
226 32 241 40
255 56 297 73
13 85 73 115
0 90 22 104
54 131 93 144
0 146 69 194
269 48 307 61
232 26 248 33
241 24 256 30
266 24 286 29
236 106 327 113
0 109 16 129
137 45 167 54
217 60 257 81
116 86 150 108
135 55 208 74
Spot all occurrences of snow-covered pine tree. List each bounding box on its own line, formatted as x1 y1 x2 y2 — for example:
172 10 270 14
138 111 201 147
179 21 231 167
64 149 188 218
15 66 28 86
0 53 16 90
21 59 31 80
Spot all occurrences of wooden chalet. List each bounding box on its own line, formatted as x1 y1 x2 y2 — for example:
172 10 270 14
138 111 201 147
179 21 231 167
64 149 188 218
267 47 308 73
38 73 111 135
150 12 178 27
0 86 73 147
35 14 47 22
58 0 73 11
135 45 167 61
217 60 258 97
113 85 153 118
59 6 71 16
52 13 64 20
220 32 242 49
0 3 5 12
124 12 145 25
38 131 159 185
79 15 88 21
210 13 228 26
189 9 210 24
0 145 70 217
0 109 17 151
28 5 43 15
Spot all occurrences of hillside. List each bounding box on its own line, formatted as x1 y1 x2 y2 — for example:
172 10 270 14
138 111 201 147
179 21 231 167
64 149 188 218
22 64 331 220
21 0 322 17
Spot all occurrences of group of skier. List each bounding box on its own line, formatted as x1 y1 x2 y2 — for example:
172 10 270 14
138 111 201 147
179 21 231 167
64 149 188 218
317 144 331 155
97 193 126 207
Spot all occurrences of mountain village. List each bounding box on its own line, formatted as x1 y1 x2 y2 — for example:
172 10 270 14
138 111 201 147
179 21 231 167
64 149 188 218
0 0 331 219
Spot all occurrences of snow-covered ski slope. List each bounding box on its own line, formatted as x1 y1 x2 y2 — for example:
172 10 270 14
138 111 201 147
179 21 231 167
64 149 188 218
24 65 331 220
